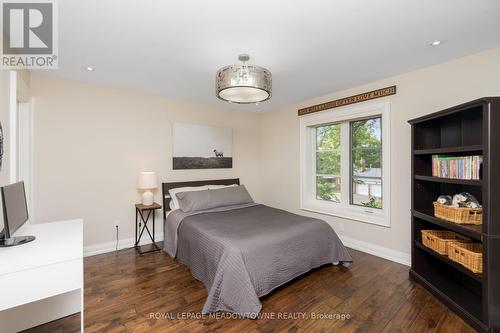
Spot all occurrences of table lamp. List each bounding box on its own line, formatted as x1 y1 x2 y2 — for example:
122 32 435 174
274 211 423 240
137 172 157 206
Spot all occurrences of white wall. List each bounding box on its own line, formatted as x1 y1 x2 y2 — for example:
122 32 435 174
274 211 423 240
31 75 262 251
258 47 500 264
31 47 500 261
0 71 15 231
0 70 34 232
0 71 12 187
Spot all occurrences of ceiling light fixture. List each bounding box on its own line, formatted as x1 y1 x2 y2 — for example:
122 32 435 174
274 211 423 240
216 54 272 104
85 66 95 71
430 40 442 46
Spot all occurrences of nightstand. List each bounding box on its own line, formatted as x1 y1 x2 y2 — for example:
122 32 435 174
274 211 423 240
135 202 162 254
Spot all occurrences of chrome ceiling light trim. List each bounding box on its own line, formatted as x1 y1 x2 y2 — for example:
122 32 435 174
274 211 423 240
216 54 272 104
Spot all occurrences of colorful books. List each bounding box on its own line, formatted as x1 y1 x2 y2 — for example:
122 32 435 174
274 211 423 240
432 155 482 180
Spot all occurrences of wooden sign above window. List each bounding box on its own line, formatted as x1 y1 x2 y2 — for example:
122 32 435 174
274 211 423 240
298 86 396 116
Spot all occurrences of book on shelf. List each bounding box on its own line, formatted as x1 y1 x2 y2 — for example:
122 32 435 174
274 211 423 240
432 155 482 180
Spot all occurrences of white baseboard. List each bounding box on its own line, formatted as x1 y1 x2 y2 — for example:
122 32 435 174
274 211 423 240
84 232 164 257
339 234 411 266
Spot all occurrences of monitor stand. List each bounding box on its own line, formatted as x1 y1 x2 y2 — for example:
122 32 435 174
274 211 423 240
0 236 36 247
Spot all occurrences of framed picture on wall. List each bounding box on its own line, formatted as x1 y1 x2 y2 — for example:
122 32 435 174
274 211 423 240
172 123 233 169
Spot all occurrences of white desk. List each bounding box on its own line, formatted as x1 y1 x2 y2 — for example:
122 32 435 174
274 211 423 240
0 220 83 332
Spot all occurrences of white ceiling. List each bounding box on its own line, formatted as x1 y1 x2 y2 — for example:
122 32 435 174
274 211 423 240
45 0 500 112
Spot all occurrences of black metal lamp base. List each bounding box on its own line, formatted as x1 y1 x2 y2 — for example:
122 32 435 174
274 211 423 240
0 235 36 247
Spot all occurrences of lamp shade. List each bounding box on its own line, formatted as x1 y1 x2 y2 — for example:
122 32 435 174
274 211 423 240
137 172 157 190
216 54 272 104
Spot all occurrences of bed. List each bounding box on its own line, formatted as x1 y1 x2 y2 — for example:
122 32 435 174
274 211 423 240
162 178 352 317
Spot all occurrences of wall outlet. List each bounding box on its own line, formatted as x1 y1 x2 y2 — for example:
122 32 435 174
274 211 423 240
337 223 345 232
113 220 121 228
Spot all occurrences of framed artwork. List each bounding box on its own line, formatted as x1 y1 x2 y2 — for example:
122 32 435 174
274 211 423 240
172 123 233 169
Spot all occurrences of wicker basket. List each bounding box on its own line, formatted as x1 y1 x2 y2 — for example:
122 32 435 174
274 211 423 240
421 230 471 255
448 242 483 273
433 202 482 225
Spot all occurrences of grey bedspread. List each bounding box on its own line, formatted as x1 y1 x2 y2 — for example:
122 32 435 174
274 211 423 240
163 204 352 317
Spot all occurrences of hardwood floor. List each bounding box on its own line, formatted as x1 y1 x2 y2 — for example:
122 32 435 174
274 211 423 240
25 244 476 333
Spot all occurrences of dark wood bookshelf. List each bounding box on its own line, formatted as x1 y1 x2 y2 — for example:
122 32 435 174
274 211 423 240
410 270 486 332
414 175 482 186
413 210 482 241
413 144 483 155
409 97 500 333
415 241 482 282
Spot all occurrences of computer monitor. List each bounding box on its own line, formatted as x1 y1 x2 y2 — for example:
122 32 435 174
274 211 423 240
0 181 35 247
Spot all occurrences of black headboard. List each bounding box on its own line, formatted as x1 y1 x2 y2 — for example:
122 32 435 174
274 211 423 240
162 178 240 219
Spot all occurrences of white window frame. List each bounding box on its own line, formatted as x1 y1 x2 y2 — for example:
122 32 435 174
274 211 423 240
300 100 391 227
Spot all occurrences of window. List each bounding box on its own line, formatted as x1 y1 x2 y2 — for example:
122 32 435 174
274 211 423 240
316 124 341 202
300 101 390 227
350 117 382 208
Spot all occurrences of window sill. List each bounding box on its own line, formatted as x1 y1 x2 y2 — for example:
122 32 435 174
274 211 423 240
301 200 390 227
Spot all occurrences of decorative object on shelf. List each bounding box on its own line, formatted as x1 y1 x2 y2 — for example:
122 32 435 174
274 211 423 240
433 192 482 224
137 172 158 206
437 195 453 205
216 54 272 104
432 155 482 180
433 202 482 225
421 230 471 256
298 86 396 116
448 242 483 274
451 192 481 208
172 123 233 169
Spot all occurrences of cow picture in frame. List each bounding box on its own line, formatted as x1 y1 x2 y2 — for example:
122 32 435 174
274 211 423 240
172 123 233 169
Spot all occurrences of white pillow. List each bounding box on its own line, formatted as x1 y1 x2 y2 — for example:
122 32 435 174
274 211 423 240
168 186 209 210
207 184 238 190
